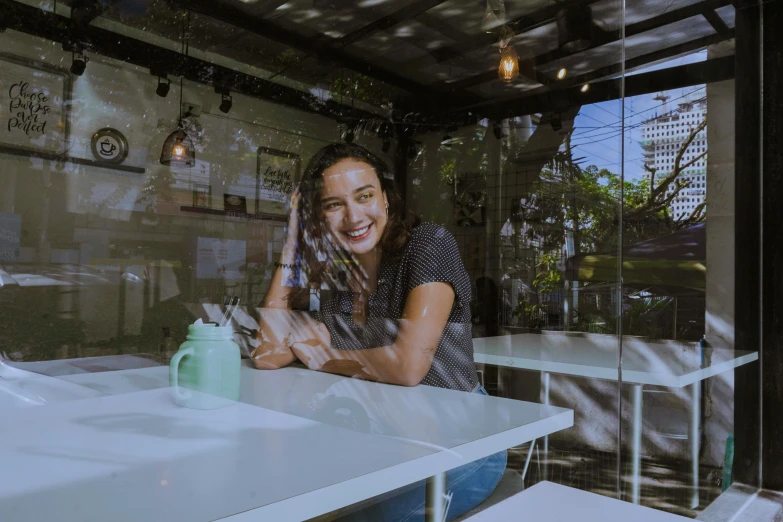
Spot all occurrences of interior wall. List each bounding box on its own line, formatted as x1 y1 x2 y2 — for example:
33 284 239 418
0 29 391 347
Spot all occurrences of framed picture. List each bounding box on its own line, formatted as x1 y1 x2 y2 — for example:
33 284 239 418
224 193 247 213
256 147 300 215
0 53 71 155
192 183 212 209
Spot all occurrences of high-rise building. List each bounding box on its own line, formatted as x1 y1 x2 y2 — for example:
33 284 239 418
640 92 707 220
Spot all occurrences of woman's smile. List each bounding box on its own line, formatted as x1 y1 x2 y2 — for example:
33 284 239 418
344 224 372 241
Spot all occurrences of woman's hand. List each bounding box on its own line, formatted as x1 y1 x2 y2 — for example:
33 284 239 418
289 321 331 370
281 186 302 265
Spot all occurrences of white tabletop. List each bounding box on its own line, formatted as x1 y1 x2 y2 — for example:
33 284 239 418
0 364 573 522
466 481 691 521
473 334 758 387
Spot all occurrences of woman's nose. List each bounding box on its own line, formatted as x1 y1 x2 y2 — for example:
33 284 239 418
344 201 361 223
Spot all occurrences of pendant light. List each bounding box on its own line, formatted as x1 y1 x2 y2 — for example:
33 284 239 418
498 45 519 82
160 119 195 167
497 26 518 83
160 11 195 168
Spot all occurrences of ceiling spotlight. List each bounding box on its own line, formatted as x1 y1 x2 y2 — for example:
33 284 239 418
556 6 594 53
550 113 563 132
580 83 590 93
556 68 567 80
156 76 171 98
492 122 502 140
70 51 88 76
343 126 355 143
407 141 418 160
219 93 233 114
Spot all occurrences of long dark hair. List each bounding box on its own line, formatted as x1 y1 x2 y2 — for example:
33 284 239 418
288 143 418 307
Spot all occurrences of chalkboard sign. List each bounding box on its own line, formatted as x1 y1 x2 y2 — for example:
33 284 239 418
0 54 70 155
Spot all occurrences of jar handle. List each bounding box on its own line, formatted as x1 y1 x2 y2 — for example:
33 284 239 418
169 347 194 401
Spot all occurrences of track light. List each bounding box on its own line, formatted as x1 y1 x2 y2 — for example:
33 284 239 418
407 141 418 160
556 6 594 53
556 68 567 80
343 125 355 143
156 76 171 98
70 51 88 76
580 83 590 93
219 93 233 114
550 113 562 132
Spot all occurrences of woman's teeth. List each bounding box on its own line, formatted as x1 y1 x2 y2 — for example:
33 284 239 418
347 225 370 238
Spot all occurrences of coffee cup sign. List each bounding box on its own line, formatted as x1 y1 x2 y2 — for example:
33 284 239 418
90 128 128 164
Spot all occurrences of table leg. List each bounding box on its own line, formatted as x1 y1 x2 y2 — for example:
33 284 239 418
425 472 448 522
689 382 701 509
542 371 550 481
631 384 643 505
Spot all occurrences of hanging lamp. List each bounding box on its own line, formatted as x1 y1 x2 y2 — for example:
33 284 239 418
160 121 195 167
497 26 519 83
160 10 195 168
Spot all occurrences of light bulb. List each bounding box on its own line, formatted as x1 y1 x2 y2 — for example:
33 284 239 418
173 144 186 157
498 45 519 83
580 83 590 93
556 68 567 80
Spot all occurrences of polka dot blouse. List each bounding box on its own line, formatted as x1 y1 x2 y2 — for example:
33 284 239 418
311 222 478 392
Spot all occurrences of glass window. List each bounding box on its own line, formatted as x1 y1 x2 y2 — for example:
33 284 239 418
0 0 764 520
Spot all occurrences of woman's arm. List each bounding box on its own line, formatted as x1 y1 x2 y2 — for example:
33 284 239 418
289 282 455 386
251 191 302 370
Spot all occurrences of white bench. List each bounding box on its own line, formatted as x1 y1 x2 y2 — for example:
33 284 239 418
462 481 692 521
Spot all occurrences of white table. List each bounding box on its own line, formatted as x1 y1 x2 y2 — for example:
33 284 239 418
472 334 759 508
464 480 692 521
0 363 573 522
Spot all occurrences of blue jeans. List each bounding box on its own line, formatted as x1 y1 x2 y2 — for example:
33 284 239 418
336 386 508 522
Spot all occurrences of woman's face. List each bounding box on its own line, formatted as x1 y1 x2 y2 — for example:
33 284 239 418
320 158 388 256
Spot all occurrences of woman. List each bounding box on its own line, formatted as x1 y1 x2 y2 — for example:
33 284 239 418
252 143 506 521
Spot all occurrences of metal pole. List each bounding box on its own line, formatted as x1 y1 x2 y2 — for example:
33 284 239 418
689 382 701 509
425 472 447 522
631 384 643 504
522 439 537 483
672 297 678 339
543 371 550 481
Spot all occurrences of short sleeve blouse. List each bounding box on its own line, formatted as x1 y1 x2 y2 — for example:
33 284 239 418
312 222 478 392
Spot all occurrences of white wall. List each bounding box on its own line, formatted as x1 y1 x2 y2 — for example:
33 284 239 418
0 28 390 345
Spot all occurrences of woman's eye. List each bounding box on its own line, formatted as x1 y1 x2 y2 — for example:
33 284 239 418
359 193 372 201
324 202 340 210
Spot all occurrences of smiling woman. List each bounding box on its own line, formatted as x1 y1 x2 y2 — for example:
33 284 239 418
251 143 506 521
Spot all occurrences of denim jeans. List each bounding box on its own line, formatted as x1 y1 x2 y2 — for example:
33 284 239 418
336 386 508 522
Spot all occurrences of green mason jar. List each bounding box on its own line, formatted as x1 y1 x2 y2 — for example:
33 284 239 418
169 323 240 409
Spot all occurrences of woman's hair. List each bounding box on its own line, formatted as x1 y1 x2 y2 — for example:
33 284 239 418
289 143 418 307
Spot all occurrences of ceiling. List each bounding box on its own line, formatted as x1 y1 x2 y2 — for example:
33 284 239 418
10 0 736 122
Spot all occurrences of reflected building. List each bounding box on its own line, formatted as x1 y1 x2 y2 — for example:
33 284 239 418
640 92 708 220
